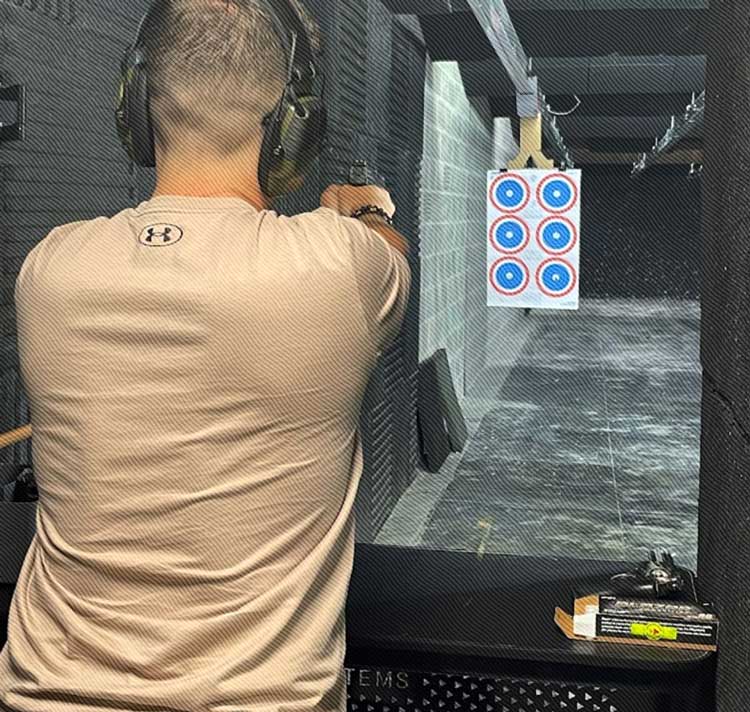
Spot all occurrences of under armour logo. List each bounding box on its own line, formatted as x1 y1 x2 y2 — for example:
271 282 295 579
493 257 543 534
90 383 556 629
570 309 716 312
138 224 184 247
146 226 172 244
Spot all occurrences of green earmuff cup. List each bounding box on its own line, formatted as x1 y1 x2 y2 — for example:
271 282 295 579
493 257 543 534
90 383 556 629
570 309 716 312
261 94 328 198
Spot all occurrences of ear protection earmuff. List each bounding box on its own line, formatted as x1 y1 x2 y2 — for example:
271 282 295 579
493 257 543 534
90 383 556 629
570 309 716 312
256 0 327 198
115 10 156 168
115 0 327 198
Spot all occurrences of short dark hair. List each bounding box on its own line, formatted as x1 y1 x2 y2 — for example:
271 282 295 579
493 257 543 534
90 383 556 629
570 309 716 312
142 0 321 155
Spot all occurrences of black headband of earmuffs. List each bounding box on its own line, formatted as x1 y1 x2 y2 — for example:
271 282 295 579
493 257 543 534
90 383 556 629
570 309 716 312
116 0 327 197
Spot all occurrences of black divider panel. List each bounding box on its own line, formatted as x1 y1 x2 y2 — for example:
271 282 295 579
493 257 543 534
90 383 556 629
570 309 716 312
275 3 425 540
699 1 750 709
0 1 425 539
387 20 424 497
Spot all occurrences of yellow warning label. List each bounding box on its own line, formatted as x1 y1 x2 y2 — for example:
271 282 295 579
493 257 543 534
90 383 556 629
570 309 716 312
630 622 678 641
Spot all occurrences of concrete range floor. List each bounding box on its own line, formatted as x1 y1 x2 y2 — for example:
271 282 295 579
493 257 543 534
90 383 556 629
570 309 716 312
375 299 701 573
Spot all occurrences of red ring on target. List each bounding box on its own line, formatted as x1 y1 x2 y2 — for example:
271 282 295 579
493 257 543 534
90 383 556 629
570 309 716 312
535 258 578 298
490 173 531 213
536 173 579 214
536 215 578 255
489 215 530 254
489 257 530 296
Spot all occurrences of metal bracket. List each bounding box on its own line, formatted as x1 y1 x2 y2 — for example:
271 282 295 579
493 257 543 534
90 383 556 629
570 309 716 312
516 76 539 118
0 84 27 143
688 162 703 180
508 82 575 169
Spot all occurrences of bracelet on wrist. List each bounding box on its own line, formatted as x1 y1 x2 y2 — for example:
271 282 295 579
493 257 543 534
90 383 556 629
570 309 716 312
351 205 394 226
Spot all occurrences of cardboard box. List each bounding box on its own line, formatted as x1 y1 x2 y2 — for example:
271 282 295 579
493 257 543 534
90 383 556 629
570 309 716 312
555 590 718 652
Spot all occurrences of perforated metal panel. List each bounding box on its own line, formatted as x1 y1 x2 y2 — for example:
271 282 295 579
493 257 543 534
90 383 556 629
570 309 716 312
345 668 627 712
388 21 424 488
323 0 398 540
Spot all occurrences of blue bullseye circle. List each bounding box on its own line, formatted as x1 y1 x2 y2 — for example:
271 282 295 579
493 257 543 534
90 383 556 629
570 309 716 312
495 220 525 250
541 263 572 293
495 179 526 210
541 221 574 252
496 262 525 290
490 258 530 296
541 179 573 210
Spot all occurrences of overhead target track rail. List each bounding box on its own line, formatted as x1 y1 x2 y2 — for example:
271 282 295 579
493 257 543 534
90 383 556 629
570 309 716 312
631 91 705 177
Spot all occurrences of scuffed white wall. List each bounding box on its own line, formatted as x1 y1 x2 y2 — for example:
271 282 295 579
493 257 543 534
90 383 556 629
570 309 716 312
420 59 522 397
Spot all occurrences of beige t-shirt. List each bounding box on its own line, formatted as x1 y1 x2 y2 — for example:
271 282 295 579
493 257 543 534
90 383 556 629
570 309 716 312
0 196 411 712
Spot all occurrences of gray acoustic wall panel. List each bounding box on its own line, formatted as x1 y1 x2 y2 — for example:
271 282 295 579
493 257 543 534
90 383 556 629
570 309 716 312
0 0 152 463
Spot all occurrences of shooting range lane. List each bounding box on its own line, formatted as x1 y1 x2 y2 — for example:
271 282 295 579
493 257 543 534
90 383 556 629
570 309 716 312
380 300 700 569
487 170 582 310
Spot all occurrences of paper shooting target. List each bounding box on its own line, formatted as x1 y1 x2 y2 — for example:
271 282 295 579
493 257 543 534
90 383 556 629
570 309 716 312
536 216 578 255
487 168 582 310
490 216 530 254
536 259 577 298
489 173 530 213
536 173 578 213
489 258 530 296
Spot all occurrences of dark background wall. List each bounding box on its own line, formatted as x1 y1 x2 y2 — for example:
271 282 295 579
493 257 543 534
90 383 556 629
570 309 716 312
579 164 702 300
0 0 425 542
699 1 750 709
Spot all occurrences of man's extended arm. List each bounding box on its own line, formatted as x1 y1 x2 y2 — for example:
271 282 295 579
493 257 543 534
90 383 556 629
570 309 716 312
320 184 409 259
355 213 409 258
320 183 412 353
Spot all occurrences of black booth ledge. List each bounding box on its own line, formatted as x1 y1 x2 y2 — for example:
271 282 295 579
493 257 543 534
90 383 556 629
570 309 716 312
2 543 716 711
344 544 713 675
2 531 713 677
